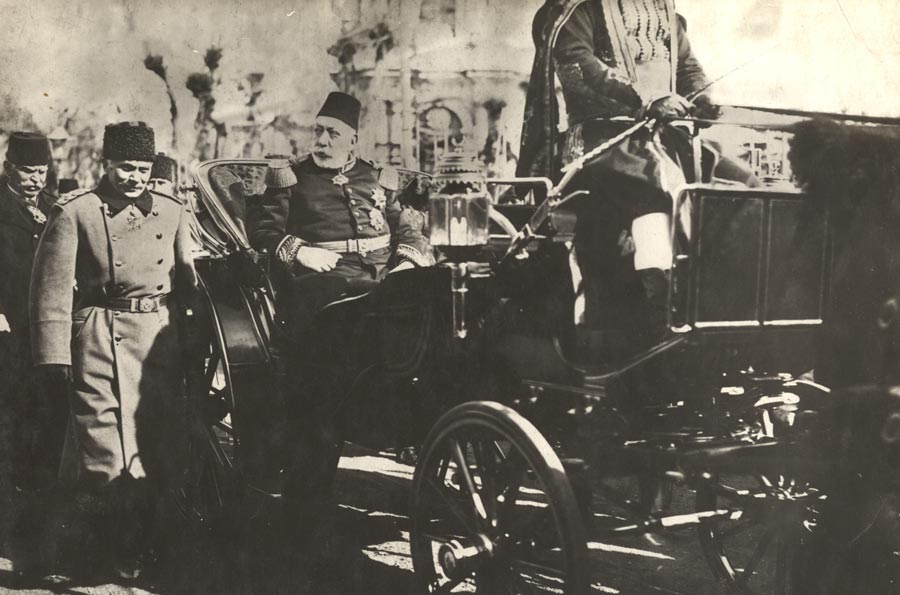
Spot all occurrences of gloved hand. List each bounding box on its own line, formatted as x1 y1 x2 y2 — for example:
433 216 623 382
644 94 693 119
691 93 723 120
295 246 340 273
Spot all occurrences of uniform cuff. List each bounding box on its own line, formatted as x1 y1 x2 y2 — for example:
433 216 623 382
275 235 305 265
31 320 72 366
396 244 434 267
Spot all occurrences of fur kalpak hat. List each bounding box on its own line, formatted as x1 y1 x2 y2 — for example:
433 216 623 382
102 121 155 161
150 153 177 182
316 92 361 131
6 131 52 166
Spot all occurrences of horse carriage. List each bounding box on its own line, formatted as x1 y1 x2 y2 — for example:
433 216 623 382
174 110 900 594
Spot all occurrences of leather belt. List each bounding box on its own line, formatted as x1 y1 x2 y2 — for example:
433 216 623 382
310 235 390 256
101 294 169 313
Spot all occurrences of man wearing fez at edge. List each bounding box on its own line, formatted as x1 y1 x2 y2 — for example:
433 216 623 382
0 132 64 492
29 122 196 573
147 153 176 195
252 91 432 338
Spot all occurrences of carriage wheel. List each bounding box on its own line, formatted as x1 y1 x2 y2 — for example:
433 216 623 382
410 401 588 594
172 298 245 530
696 474 824 594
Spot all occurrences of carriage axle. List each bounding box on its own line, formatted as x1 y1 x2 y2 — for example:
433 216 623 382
437 534 496 580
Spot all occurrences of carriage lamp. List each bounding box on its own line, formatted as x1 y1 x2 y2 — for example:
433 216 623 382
428 149 491 247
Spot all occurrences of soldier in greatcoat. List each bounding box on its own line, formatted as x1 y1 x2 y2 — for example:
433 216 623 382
0 132 61 493
29 122 196 574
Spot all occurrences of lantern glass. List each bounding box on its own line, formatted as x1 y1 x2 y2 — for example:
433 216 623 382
429 192 490 247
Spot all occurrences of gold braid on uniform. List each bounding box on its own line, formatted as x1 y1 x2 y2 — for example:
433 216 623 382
396 244 434 267
276 235 305 265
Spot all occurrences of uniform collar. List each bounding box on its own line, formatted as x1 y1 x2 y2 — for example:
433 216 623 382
96 175 153 216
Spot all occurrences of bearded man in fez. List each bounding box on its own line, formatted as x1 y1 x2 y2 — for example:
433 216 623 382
252 91 432 338
0 132 64 493
29 122 196 574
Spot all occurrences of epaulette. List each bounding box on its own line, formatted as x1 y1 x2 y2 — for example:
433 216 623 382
149 189 183 204
265 158 298 188
54 188 92 207
377 164 400 192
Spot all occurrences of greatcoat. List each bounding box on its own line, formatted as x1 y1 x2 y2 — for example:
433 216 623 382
30 176 196 487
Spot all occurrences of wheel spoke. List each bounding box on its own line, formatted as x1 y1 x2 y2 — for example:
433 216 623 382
450 439 488 526
472 439 499 525
736 529 774 590
425 477 478 535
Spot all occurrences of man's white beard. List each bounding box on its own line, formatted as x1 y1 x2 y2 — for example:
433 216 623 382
312 151 351 170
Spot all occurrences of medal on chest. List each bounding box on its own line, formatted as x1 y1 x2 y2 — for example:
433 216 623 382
26 204 46 225
370 187 387 210
332 173 349 186
126 204 143 231
369 207 386 232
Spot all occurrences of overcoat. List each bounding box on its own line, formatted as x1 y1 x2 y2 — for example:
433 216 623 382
29 176 196 487
0 181 52 484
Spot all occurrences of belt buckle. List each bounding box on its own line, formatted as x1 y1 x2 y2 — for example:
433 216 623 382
137 297 154 313
352 239 366 257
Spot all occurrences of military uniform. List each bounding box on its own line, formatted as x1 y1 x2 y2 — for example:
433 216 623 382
251 156 431 335
29 176 196 487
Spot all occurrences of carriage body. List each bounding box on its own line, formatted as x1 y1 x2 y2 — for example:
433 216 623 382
178 119 850 593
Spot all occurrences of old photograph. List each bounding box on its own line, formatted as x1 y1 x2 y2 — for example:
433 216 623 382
1 0 900 593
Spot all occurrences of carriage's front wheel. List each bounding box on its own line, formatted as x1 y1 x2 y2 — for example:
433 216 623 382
410 401 588 594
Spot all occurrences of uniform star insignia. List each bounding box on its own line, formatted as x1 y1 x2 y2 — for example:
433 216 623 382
332 173 349 186
371 187 387 209
369 208 386 232
26 204 46 225
126 204 143 231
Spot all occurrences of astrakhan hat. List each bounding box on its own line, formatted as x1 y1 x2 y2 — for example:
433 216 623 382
6 131 52 166
150 153 177 182
316 92 361 131
102 121 156 162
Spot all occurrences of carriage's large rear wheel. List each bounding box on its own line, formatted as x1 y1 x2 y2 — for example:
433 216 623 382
696 473 824 594
410 401 588 594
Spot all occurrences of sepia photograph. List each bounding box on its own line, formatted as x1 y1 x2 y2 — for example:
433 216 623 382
1 0 900 593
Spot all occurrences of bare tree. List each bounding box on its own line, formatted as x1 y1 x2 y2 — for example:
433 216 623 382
186 47 227 160
143 53 179 152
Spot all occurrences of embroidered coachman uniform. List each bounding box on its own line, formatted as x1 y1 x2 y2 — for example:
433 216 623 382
29 122 196 487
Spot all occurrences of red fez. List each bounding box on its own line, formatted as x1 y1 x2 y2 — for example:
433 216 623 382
103 121 155 162
150 153 177 182
317 92 361 131
6 131 52 166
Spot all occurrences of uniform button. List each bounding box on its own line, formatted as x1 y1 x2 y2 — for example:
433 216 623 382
114 336 122 342
111 235 119 242
350 200 357 205
113 311 121 317
33 234 39 239
156 284 164 290
156 233 163 239
354 211 362 217
114 261 123 267
157 258 164 265
152 210 159 216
